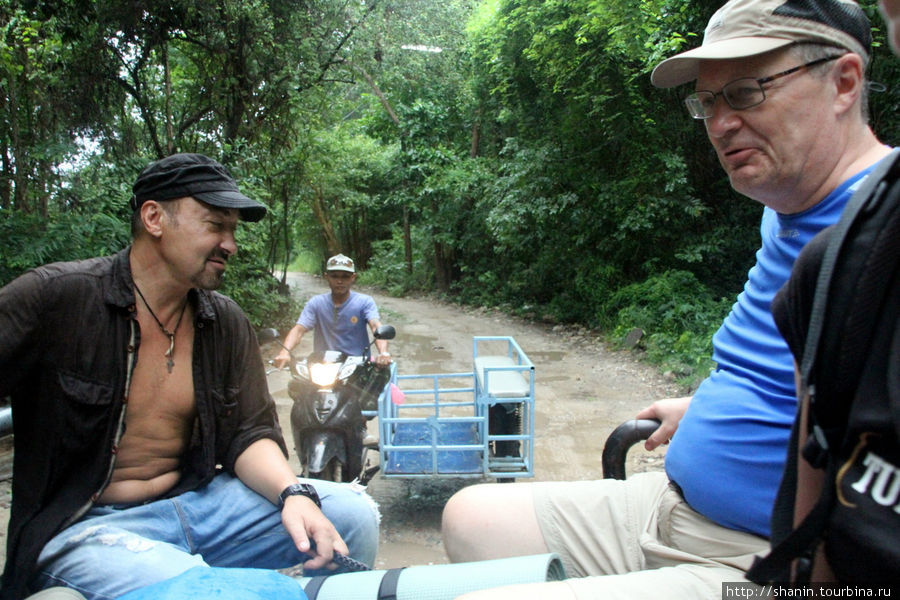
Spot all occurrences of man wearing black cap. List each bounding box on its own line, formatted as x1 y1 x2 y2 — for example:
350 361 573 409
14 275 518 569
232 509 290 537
0 153 379 600
441 2 892 599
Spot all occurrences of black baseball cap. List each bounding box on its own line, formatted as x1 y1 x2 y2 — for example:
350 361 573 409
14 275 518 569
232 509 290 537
130 153 267 222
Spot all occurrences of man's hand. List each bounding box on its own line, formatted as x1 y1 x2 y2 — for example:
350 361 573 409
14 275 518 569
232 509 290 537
373 352 392 367
273 349 291 370
234 439 348 570
281 495 350 570
274 325 307 370
635 396 692 451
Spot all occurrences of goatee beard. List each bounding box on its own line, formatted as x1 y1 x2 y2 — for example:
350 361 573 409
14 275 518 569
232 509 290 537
194 252 228 290
197 272 225 290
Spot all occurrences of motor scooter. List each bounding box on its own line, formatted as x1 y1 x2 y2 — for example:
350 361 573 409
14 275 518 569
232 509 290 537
272 325 395 483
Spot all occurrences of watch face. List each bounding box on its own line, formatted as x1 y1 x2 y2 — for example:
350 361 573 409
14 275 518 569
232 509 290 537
295 483 315 498
281 483 320 508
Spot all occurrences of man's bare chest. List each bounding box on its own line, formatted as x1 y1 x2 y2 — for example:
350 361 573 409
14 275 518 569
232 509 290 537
126 321 197 440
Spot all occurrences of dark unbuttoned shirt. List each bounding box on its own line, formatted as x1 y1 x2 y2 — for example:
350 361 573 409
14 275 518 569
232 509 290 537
0 247 287 599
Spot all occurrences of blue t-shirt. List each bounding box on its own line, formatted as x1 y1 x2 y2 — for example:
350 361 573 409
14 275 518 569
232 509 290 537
298 290 380 356
665 166 876 538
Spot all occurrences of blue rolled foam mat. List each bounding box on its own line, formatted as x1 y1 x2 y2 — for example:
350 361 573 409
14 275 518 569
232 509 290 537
297 553 566 600
115 567 306 599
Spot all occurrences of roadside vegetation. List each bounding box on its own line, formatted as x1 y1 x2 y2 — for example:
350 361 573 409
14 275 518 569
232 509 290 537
2 0 897 388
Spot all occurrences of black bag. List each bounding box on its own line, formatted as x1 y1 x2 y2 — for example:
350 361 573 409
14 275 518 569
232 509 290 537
347 361 392 412
748 149 900 584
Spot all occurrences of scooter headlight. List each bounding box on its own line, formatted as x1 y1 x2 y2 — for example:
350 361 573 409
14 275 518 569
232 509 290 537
309 362 341 386
296 361 310 380
338 361 359 381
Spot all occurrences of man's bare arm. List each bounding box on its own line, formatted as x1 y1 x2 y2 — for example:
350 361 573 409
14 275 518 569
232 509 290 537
234 438 348 570
274 324 309 368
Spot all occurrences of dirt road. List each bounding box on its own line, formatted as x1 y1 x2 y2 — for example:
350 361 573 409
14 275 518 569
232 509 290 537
266 273 678 569
0 272 679 573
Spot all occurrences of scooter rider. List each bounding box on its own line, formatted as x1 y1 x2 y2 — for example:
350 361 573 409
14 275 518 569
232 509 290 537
0 154 379 600
274 254 391 369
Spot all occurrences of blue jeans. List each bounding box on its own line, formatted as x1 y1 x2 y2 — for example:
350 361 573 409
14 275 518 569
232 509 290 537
34 474 380 600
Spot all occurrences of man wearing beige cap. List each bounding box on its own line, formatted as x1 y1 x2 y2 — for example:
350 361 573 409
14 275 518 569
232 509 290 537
440 2 892 598
274 253 391 369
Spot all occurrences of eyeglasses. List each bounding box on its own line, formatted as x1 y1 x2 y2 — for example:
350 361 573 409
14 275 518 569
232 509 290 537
684 55 841 120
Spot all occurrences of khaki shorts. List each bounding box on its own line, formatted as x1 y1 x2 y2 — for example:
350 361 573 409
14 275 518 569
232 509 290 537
531 471 769 600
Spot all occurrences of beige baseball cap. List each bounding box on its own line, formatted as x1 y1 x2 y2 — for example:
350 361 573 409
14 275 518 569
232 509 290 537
651 0 871 88
326 254 355 273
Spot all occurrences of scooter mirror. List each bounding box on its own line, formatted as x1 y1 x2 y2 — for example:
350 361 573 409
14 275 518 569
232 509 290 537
257 328 280 344
374 324 396 340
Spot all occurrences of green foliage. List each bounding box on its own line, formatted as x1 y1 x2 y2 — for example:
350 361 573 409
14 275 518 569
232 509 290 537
606 270 732 388
291 123 401 265
0 210 115 283
219 247 300 333
0 156 134 283
3 0 899 383
286 249 322 274
365 224 434 296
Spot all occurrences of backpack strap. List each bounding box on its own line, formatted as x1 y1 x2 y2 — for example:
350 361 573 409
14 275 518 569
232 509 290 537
747 454 839 583
377 567 405 600
798 150 900 469
801 149 900 424
302 567 407 600
748 149 900 584
303 575 328 600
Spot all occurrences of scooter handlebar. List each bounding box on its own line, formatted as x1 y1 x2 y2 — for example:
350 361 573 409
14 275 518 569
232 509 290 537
601 418 662 480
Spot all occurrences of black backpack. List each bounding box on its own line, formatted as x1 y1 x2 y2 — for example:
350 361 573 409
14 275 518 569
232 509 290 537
748 149 900 584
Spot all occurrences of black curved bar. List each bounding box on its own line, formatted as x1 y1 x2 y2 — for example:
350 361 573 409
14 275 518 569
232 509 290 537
0 406 11 437
601 418 661 480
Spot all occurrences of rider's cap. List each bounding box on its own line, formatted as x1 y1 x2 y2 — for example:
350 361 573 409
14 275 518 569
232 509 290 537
326 254 355 273
651 0 871 88
130 153 267 222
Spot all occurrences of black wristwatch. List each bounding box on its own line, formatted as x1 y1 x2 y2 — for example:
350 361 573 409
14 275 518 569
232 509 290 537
278 483 321 509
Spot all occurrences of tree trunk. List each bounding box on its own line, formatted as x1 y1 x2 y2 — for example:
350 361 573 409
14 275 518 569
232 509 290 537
433 240 453 293
310 185 340 255
403 206 412 274
470 119 480 158
9 61 29 213
163 42 175 155
0 142 10 210
37 159 52 218
0 101 11 210
356 67 401 127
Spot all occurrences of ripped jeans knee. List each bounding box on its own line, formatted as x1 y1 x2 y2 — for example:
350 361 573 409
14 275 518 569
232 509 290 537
36 511 206 600
32 474 380 600
55 524 159 553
